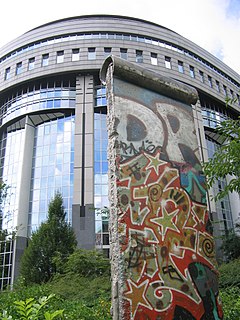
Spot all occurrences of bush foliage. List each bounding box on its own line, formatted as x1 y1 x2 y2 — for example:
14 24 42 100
65 248 110 276
219 258 240 319
219 258 240 289
0 285 111 320
0 253 111 319
2 248 240 319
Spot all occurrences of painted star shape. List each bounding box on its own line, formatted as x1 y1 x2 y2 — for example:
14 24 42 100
124 279 152 317
145 150 167 175
150 207 180 241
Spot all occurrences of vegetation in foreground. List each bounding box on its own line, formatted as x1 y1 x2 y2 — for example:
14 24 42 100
1 244 240 319
0 192 111 319
219 258 240 319
1 192 240 318
0 258 240 319
0 249 111 319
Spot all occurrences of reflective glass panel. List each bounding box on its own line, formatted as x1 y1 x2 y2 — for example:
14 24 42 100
0 128 25 232
28 115 75 233
94 91 109 254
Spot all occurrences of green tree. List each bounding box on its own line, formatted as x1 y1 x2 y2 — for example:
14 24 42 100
220 224 240 262
203 117 240 201
20 192 77 285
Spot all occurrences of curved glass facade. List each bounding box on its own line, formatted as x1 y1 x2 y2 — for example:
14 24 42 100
0 76 76 234
29 115 75 233
0 79 76 126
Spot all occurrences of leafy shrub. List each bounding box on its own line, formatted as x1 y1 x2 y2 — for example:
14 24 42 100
1 242 112 319
51 297 111 320
65 249 110 277
48 273 110 304
218 258 240 318
219 258 240 288
0 288 111 320
0 294 64 320
220 287 240 320
0 294 111 320
0 282 51 318
0 266 111 320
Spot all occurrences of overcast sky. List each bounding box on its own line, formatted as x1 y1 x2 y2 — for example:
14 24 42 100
1 0 240 74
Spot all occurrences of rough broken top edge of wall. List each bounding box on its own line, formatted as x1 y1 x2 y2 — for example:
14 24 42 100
100 55 198 105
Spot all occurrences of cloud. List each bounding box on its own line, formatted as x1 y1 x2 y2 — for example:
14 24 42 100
0 0 239 74
219 1 240 74
162 0 240 74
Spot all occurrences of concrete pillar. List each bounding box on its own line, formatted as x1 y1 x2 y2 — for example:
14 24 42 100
11 236 28 283
100 56 223 320
17 116 35 238
72 75 95 249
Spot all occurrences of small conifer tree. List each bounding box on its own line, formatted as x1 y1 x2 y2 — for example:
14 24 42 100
20 192 77 284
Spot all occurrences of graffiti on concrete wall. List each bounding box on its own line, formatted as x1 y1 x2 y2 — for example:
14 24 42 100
113 86 223 319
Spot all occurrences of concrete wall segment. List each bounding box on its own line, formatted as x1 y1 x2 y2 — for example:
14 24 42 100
102 56 223 320
100 55 198 105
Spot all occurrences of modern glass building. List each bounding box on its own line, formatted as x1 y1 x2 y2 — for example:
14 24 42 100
0 15 239 286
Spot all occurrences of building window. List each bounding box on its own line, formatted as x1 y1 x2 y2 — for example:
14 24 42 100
0 239 14 290
223 85 227 96
178 61 184 73
88 47 96 60
199 70 204 82
56 51 64 63
4 67 10 80
216 80 220 92
72 49 80 61
28 57 35 70
208 76 213 88
42 54 49 66
120 48 128 60
189 65 195 78
136 50 143 63
201 97 234 129
165 56 171 69
95 86 107 107
230 89 234 99
150 53 157 65
16 62 22 75
104 47 111 56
